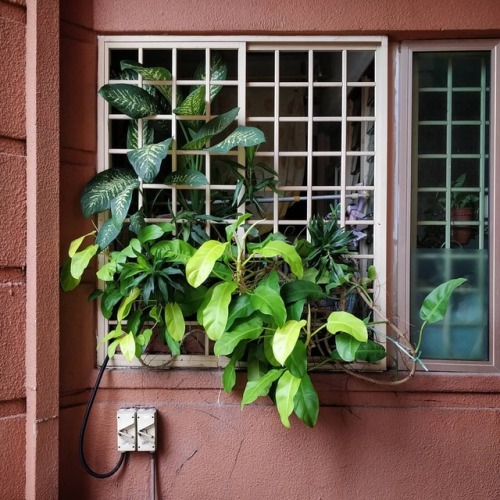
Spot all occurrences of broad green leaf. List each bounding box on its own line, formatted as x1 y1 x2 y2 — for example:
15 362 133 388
286 299 306 322
120 238 142 258
110 188 133 225
164 169 208 187
256 240 303 279
222 341 247 392
127 138 172 183
250 285 286 327
68 231 96 258
354 340 386 362
259 271 280 293
206 126 265 153
81 168 140 218
186 240 228 288
101 284 123 319
165 302 185 341
247 343 269 381
263 336 280 366
96 261 117 281
281 280 324 304
119 332 137 361
70 244 99 280
150 240 195 263
136 328 153 349
183 108 239 150
99 83 159 119
419 278 467 323
117 287 141 322
326 311 368 342
97 327 123 349
164 329 181 356
96 218 123 250
201 281 238 340
276 371 302 428
107 338 121 358
293 374 319 428
60 258 81 291
214 316 263 356
241 369 284 408
273 320 307 366
226 294 253 329
173 86 205 116
127 119 154 149
129 211 146 234
120 61 175 104
138 224 165 244
335 333 363 362
174 285 207 316
284 340 307 378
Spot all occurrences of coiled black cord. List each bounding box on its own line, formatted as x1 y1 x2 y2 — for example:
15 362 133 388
79 355 127 478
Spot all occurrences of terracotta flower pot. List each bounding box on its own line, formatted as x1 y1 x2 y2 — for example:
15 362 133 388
451 207 475 245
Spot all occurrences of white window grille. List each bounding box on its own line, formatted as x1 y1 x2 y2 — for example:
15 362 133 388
97 36 388 368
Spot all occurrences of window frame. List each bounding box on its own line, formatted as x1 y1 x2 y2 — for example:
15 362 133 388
396 39 500 372
96 35 389 369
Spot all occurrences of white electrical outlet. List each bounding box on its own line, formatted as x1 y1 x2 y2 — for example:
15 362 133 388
136 408 157 452
117 408 137 452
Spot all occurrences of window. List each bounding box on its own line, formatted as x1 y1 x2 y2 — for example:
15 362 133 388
97 36 388 368
399 41 500 371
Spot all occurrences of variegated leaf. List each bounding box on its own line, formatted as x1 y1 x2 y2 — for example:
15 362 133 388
81 168 140 218
127 119 154 149
173 86 205 117
164 169 208 187
99 83 159 119
95 218 123 250
127 138 172 183
110 188 133 225
206 126 265 153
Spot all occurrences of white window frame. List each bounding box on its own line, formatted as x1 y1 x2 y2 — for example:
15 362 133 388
396 40 500 372
96 35 389 369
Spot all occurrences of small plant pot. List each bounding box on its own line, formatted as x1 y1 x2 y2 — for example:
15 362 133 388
451 207 475 245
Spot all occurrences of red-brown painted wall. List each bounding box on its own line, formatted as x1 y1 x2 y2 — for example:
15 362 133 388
0 1 26 499
17 0 498 498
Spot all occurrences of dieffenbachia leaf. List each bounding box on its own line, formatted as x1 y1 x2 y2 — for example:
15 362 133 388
241 369 284 408
276 371 302 428
272 319 307 366
164 169 208 187
206 126 265 153
250 285 286 328
165 302 185 341
419 278 467 324
127 119 154 149
326 311 368 342
173 86 205 117
201 281 238 341
256 240 304 279
99 83 159 119
214 316 263 356
293 373 319 428
110 187 133 226
186 240 228 288
81 168 140 218
96 218 123 250
127 138 172 183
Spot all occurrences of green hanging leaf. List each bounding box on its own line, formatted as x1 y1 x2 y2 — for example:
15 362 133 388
127 119 154 149
68 231 96 258
214 316 263 356
419 278 467 324
186 240 228 288
129 211 146 234
256 240 303 279
110 188 133 226
70 244 99 280
127 138 172 183
164 169 208 187
276 371 302 428
250 285 287 328
206 126 265 153
96 260 117 282
96 218 123 250
241 369 284 408
60 258 81 292
284 341 307 378
326 311 368 342
117 287 141 322
281 280 325 304
293 374 319 428
138 224 165 244
201 281 238 340
335 333 363 362
354 340 386 362
222 341 248 393
226 294 253 330
119 332 137 361
81 168 140 218
286 299 306 322
165 302 185 341
99 83 159 119
272 319 307 366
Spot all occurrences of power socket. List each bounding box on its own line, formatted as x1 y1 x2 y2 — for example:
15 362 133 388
117 408 137 452
136 408 157 452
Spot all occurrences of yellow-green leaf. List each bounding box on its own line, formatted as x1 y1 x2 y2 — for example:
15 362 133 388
326 311 368 342
272 320 307 366
276 371 302 428
186 240 227 288
165 302 185 341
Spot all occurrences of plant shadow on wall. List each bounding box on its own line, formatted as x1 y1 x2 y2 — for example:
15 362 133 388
61 54 465 428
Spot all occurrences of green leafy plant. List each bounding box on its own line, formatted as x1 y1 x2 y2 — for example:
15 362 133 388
438 173 480 210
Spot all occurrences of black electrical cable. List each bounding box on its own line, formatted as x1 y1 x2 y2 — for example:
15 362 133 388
79 355 127 478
